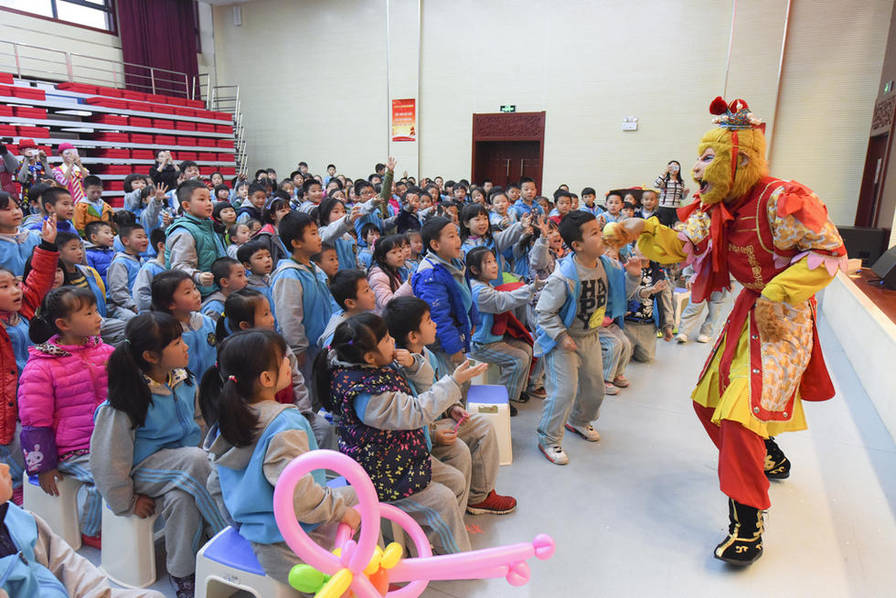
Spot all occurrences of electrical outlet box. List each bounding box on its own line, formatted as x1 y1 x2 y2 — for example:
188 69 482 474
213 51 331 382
622 116 639 131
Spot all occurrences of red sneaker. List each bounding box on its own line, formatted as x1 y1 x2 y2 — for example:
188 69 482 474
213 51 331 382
81 533 102 549
466 490 517 515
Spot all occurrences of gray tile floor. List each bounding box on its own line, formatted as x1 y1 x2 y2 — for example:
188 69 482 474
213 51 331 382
84 311 896 597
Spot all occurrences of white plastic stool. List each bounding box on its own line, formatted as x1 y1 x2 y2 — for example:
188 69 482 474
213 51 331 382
673 288 691 329
100 500 158 588
196 526 297 598
467 384 512 466
22 473 83 550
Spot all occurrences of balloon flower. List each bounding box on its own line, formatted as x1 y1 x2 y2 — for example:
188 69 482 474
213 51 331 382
273 450 555 598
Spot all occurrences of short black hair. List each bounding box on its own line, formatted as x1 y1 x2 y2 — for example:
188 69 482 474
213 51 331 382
83 175 102 189
112 209 136 229
581 187 596 196
248 182 267 197
329 269 367 309
623 201 636 210
84 220 111 241
384 296 431 349
179 160 198 173
56 231 81 248
41 186 71 209
278 211 316 251
302 179 321 195
360 222 381 239
298 161 308 168
558 210 596 248
327 163 336 170
150 228 166 251
555 190 572 202
255 169 267 179
177 179 207 205
421 216 454 254
519 177 534 186
374 162 386 173
211 256 240 286
118 223 145 240
236 239 269 264
354 180 373 196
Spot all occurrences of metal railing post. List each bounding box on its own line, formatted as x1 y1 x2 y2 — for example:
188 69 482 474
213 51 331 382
65 52 73 81
12 43 21 77
150 68 156 94
184 73 189 98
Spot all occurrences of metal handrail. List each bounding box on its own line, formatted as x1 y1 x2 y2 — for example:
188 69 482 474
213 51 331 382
0 39 193 97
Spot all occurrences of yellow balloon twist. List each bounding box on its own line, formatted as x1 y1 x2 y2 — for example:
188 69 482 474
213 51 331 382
315 568 352 598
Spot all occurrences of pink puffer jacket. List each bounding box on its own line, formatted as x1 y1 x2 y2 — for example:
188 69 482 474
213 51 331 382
18 335 114 474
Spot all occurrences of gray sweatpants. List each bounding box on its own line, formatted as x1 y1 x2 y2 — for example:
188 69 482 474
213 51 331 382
679 290 725 338
388 457 471 554
598 323 632 381
469 338 533 402
57 453 101 537
431 414 499 505
538 332 605 446
252 486 357 585
624 321 658 363
132 447 229 577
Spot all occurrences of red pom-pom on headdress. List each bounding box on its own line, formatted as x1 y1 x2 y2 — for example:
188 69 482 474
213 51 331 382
709 96 729 115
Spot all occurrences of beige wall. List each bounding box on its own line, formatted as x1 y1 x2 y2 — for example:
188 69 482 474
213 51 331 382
0 9 123 87
211 0 892 224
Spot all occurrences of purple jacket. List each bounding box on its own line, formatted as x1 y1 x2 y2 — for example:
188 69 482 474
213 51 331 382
18 335 114 474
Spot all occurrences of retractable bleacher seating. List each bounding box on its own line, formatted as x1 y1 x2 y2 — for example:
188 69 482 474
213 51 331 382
0 73 237 208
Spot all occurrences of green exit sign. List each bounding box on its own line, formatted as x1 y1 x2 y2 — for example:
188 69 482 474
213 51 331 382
500 105 516 113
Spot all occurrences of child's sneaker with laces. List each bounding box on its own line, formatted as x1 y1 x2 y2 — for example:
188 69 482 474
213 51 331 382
565 422 601 442
467 490 517 515
538 442 569 465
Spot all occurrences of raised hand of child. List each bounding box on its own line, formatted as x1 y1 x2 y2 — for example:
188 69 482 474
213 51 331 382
38 469 62 496
198 272 214 287
535 215 551 237
386 156 397 172
560 335 578 352
393 348 415 368
155 182 169 200
349 205 363 223
451 360 488 385
133 494 155 518
653 279 669 293
434 428 458 446
624 256 642 277
341 507 361 532
41 214 57 245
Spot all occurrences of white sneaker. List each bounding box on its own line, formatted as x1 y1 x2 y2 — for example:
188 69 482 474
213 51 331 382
604 382 619 395
539 442 569 465
696 334 711 343
565 422 601 442
676 333 688 344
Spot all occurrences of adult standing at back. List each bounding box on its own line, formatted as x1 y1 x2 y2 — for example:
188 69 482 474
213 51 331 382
654 160 689 226
52 143 89 205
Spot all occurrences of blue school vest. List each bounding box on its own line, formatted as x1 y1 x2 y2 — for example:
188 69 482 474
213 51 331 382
0 232 40 277
334 237 357 270
270 260 334 348
109 253 142 296
215 408 323 544
183 313 217 379
534 254 626 357
0 504 68 597
4 318 31 376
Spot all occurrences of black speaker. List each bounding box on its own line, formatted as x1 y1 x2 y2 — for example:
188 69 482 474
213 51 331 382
871 246 896 290
838 226 888 266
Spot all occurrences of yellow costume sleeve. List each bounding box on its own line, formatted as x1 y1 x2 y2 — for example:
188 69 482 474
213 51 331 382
761 257 834 305
636 217 688 265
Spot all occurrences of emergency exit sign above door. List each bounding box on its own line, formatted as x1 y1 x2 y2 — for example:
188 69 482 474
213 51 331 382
500 105 516 113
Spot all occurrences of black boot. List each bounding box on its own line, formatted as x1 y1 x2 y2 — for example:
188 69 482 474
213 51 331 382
714 498 764 566
764 437 791 479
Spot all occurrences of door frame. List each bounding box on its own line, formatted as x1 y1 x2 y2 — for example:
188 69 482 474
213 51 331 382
856 94 896 227
471 111 546 190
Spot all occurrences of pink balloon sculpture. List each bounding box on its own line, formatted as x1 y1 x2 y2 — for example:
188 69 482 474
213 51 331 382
273 450 555 598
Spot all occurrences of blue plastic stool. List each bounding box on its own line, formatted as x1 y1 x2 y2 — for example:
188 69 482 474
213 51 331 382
466 385 513 465
195 526 297 598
